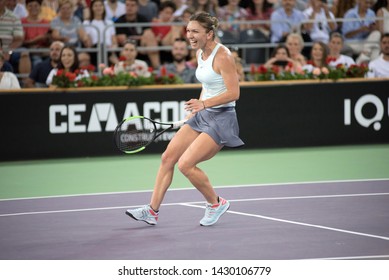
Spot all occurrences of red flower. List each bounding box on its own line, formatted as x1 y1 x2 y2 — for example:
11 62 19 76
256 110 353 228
81 65 96 72
271 65 280 74
258 65 267 74
52 69 78 87
336 63 345 69
326 56 337 64
287 62 294 68
148 67 154 73
160 66 167 76
346 64 369 77
119 56 127 61
65 72 77 82
307 60 315 66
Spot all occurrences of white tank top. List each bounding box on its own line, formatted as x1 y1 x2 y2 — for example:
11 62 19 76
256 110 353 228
196 43 235 108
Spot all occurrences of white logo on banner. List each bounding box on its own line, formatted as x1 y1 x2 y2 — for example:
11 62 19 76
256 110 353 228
49 101 186 134
344 94 388 131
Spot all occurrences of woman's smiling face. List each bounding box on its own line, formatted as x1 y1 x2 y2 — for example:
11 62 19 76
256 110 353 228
312 43 324 61
61 48 75 70
186 20 210 50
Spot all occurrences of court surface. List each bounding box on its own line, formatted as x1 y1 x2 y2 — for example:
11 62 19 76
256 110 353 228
1 179 388 260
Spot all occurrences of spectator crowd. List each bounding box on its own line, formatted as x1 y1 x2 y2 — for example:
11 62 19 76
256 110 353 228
0 0 388 89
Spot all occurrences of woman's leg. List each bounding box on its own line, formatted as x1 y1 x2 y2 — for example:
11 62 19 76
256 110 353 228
177 133 223 205
149 125 200 210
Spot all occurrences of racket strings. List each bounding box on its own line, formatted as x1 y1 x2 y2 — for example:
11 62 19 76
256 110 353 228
115 120 156 152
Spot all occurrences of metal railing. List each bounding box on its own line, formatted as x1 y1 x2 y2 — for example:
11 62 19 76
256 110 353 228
4 15 389 80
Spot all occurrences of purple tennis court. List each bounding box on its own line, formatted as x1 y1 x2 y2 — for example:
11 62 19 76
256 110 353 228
0 179 388 260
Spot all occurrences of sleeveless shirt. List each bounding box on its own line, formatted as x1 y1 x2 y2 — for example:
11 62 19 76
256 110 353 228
196 43 235 108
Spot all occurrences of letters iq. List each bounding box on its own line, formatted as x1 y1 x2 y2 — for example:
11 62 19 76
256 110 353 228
344 94 388 131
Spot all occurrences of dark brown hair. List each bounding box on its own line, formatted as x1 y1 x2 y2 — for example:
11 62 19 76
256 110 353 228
189 12 219 39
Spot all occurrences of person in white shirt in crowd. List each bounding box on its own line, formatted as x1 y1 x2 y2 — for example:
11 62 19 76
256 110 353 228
113 39 151 77
0 51 20 89
105 0 126 22
6 0 27 18
367 33 389 77
83 0 117 66
303 0 337 44
327 32 356 67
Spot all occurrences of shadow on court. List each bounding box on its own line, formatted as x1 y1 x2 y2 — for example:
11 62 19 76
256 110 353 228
0 180 388 260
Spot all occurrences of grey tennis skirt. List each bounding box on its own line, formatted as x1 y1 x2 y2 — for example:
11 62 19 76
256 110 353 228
185 107 244 148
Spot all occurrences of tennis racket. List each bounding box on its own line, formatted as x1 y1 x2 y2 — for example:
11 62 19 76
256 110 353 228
114 116 186 154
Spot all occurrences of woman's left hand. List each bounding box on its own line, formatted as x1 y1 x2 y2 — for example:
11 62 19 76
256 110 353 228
185 99 205 113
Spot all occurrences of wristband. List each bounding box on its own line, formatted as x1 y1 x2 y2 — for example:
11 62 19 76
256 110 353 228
202 101 206 109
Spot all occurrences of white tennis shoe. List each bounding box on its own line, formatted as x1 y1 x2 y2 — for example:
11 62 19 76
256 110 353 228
126 205 158 225
200 197 230 226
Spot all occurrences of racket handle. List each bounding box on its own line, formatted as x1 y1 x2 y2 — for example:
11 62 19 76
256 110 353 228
172 119 186 128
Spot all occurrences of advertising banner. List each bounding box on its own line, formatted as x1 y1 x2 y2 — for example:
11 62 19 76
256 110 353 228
0 80 388 161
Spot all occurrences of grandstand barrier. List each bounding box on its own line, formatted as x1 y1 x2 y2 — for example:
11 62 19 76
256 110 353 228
11 16 388 80
0 78 388 161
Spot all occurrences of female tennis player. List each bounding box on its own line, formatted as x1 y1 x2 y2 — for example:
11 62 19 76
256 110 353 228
126 12 244 226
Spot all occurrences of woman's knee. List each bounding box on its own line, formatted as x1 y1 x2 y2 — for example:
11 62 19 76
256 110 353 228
177 157 193 177
160 150 178 168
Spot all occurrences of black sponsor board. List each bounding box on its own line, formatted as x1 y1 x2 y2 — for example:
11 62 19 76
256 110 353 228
0 80 388 161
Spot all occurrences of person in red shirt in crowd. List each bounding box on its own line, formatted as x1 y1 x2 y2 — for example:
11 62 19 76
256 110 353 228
21 0 51 69
152 1 182 47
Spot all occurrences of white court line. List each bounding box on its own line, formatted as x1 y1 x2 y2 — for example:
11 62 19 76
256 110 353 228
1 193 388 242
0 201 187 217
0 178 388 202
180 203 389 241
303 255 389 260
228 192 389 202
1 192 389 217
